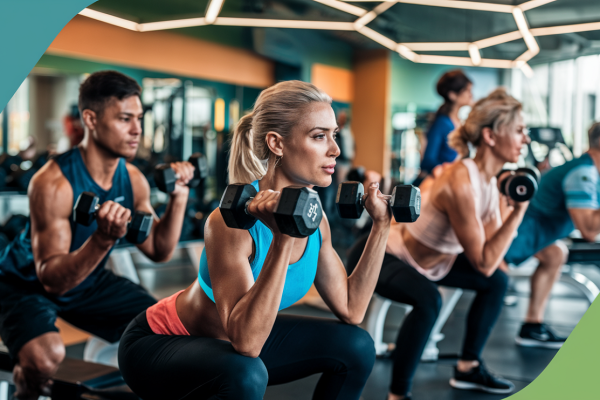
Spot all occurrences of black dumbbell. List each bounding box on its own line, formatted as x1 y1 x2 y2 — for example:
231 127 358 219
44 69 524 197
497 166 540 202
73 192 153 244
219 184 323 238
336 181 421 222
154 153 209 193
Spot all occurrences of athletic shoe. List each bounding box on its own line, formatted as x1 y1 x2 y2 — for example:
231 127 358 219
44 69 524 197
515 323 566 349
450 364 515 394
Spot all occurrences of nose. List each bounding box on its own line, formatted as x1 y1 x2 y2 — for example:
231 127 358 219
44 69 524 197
330 136 340 158
131 118 142 136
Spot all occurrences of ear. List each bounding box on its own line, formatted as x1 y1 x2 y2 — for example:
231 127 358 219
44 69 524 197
265 131 284 157
447 91 458 102
481 126 496 147
81 109 98 132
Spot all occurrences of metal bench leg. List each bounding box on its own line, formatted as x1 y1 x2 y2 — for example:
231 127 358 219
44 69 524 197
421 287 463 361
560 268 600 304
83 337 119 368
365 295 394 356
106 249 140 284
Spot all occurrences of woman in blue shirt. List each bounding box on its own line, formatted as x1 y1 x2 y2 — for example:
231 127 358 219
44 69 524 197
420 70 473 176
118 80 395 400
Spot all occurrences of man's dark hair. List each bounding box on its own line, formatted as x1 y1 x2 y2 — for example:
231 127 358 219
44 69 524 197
589 122 600 149
78 70 141 116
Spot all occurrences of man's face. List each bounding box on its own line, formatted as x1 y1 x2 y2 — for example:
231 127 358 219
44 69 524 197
91 96 143 159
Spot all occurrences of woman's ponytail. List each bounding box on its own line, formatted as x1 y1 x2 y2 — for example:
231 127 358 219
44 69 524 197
448 125 471 158
228 112 266 184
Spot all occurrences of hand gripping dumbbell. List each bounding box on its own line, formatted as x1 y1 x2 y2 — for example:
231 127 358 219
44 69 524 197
154 153 209 193
219 184 323 238
336 181 421 222
497 166 540 202
73 192 154 244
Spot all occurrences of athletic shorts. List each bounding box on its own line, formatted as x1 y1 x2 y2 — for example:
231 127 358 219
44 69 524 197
0 269 156 359
505 210 573 266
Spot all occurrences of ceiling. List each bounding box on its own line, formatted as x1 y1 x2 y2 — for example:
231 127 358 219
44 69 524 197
85 0 600 69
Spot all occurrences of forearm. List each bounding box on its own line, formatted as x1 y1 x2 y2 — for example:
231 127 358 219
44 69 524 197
345 223 390 323
37 233 113 296
228 236 294 357
481 209 525 275
148 193 188 261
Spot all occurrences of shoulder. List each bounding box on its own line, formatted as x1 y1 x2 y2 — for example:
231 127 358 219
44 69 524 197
435 162 474 206
204 208 253 254
28 160 72 215
563 164 599 189
126 162 151 196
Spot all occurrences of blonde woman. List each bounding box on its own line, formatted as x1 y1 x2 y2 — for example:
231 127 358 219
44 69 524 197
349 88 530 399
118 81 394 400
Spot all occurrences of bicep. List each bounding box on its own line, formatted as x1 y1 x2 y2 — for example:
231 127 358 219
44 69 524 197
204 213 255 328
568 208 596 234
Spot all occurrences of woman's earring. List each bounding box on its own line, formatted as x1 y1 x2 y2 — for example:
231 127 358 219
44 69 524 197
275 155 283 168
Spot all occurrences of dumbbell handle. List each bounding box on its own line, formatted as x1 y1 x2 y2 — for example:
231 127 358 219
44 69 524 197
90 204 138 223
358 193 392 205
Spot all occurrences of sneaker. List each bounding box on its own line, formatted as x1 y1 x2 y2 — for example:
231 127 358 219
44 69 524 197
515 323 566 349
450 364 515 394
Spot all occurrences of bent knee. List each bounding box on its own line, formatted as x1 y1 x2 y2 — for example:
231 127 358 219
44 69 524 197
225 356 268 397
489 269 509 294
536 242 568 269
336 326 376 373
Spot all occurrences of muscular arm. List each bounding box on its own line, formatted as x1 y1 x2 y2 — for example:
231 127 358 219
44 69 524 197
206 211 294 358
568 208 600 241
127 164 188 262
31 162 115 296
443 164 526 276
314 214 389 325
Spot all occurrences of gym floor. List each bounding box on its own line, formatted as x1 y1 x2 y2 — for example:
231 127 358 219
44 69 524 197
55 248 594 400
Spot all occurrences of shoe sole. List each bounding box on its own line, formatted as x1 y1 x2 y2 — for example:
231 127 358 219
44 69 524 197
450 378 514 394
515 337 564 349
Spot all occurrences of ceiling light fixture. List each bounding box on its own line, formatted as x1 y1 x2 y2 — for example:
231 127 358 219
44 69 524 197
139 18 206 32
313 0 367 17
214 18 355 30
474 30 522 49
512 7 540 55
397 44 421 62
205 0 225 24
402 42 470 51
357 26 398 50
531 21 600 36
468 43 482 66
519 0 556 12
78 8 139 31
344 0 514 13
520 63 534 78
353 1 395 30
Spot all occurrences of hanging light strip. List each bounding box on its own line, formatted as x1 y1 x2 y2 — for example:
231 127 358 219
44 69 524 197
402 42 470 51
343 0 513 13
512 7 540 55
397 44 421 62
139 18 206 32
475 31 522 49
214 18 355 30
313 0 367 17
531 22 600 36
205 0 225 24
357 26 398 50
468 44 482 66
519 0 556 12
78 8 140 31
354 2 395 30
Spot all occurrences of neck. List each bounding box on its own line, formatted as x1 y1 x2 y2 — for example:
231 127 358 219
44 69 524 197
79 132 121 190
259 160 313 193
448 103 460 123
473 145 505 182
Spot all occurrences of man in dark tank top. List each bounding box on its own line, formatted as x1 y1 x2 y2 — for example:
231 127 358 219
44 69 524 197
0 71 195 399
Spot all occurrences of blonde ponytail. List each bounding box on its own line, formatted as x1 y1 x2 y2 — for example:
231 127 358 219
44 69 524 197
228 112 267 184
228 80 331 184
449 87 522 157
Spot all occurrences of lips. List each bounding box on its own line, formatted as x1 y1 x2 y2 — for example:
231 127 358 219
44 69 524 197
323 164 335 174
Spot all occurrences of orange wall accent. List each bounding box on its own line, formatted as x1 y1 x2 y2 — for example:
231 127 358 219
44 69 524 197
311 63 354 103
351 50 391 175
47 16 275 88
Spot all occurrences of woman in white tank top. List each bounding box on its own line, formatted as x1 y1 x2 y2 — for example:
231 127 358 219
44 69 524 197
347 88 530 400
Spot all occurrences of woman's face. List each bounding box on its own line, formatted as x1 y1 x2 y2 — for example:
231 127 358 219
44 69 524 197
493 113 530 163
279 102 340 188
455 83 474 108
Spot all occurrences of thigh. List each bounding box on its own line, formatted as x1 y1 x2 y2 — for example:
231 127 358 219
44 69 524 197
260 314 374 385
439 253 507 291
120 313 267 400
0 277 59 359
376 253 441 307
60 270 156 342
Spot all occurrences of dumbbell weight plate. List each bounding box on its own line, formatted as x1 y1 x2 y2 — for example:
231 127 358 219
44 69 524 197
219 184 258 230
125 212 154 244
516 167 541 183
507 174 537 202
188 153 209 188
336 181 365 219
390 185 421 222
73 191 100 227
274 187 323 238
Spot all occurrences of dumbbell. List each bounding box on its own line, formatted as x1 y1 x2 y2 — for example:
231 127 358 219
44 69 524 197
73 192 154 244
219 184 323 238
497 166 540 202
336 181 421 222
154 153 209 193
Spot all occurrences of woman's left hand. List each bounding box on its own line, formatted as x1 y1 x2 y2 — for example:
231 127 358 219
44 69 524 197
362 182 392 225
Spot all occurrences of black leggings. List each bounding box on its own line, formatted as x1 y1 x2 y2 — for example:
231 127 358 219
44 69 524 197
347 237 508 396
118 311 375 400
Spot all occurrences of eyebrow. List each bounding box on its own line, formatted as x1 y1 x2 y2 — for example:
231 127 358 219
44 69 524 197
308 126 339 133
119 112 142 117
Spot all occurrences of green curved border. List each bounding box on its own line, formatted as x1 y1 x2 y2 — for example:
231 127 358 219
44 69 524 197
1 1 599 399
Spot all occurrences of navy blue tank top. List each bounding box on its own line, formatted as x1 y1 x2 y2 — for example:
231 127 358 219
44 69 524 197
0 147 134 301
198 180 322 310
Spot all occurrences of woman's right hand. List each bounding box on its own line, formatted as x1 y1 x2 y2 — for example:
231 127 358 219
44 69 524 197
246 190 286 236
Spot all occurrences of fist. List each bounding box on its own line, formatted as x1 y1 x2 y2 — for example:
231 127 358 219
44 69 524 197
247 190 282 235
96 201 131 241
170 161 196 196
363 182 392 225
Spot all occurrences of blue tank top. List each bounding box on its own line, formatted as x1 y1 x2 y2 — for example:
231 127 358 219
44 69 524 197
197 180 322 310
0 147 134 301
